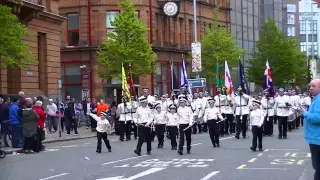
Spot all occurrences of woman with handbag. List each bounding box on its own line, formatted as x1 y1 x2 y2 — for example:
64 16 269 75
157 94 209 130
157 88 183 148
33 101 46 152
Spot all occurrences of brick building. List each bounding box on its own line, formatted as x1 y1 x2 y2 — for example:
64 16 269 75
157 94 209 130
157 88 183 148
0 0 64 99
59 0 231 102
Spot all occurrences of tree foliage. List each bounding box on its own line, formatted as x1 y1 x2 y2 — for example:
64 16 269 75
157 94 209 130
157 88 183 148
199 7 244 83
247 18 307 88
0 5 36 69
97 0 157 79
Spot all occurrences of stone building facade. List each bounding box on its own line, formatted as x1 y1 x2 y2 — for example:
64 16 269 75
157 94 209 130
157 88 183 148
0 0 64 99
59 0 231 102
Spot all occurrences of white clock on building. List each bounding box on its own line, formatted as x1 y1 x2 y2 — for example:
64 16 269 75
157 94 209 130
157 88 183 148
163 2 179 17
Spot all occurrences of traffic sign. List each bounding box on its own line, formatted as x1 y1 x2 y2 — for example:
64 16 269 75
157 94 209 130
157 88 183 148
188 78 206 88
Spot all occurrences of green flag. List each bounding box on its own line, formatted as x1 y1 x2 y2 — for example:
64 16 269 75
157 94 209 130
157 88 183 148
216 60 222 88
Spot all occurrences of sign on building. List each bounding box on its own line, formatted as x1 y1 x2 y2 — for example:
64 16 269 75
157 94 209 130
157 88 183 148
187 78 206 88
191 42 202 72
82 89 89 100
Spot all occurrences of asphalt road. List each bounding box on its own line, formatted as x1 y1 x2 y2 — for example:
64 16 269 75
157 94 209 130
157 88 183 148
0 126 314 180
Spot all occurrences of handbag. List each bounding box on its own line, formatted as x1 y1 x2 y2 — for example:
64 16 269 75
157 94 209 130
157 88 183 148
38 127 46 141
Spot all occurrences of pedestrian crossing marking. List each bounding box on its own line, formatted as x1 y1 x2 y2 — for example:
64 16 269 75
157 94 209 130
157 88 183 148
60 145 78 148
257 153 263 156
44 149 60 152
248 158 257 163
237 164 247 169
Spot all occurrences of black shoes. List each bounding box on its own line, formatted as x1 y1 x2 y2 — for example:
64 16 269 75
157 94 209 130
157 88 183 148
178 150 183 155
250 147 256 152
134 150 141 156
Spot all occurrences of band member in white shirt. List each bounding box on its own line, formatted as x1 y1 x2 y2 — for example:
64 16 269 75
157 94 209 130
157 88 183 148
166 104 179 150
134 97 153 156
275 88 291 139
116 96 133 141
261 90 275 136
153 103 167 148
131 96 139 139
89 111 112 153
177 98 193 155
203 98 224 147
234 87 251 139
249 100 265 152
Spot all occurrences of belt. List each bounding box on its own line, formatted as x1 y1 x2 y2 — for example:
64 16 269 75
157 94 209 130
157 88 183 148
236 105 247 107
131 111 136 113
121 112 130 114
263 108 273 110
278 107 288 109
216 105 226 107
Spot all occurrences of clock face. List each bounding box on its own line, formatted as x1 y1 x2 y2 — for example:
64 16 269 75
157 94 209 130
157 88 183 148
163 2 178 17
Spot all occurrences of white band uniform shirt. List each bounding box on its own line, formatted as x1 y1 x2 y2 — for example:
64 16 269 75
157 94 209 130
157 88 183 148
89 113 111 133
261 97 275 117
135 106 153 125
275 95 291 117
166 113 179 126
153 111 167 125
177 106 193 125
249 109 265 127
117 102 133 121
234 94 250 115
203 107 224 122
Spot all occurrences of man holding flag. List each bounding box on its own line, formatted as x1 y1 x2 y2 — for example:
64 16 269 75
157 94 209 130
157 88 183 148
116 64 133 141
224 61 236 134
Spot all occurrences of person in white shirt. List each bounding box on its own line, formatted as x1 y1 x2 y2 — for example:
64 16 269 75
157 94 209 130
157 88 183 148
275 88 291 139
116 96 133 141
204 98 224 147
153 103 167 148
249 100 265 152
166 104 179 150
134 97 153 156
89 111 112 153
177 98 193 155
234 87 251 139
47 99 58 133
261 90 275 136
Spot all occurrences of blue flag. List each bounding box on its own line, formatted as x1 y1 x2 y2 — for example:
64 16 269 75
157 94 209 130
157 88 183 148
238 60 250 95
180 58 191 94
171 62 179 91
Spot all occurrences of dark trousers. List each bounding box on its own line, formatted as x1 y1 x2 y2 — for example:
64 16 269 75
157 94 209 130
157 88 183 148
167 126 178 148
296 116 301 128
131 123 138 138
274 116 277 124
236 115 248 138
277 116 288 138
35 129 45 152
263 116 273 135
61 117 65 131
310 144 320 180
208 120 220 146
155 124 165 147
202 123 208 132
23 135 36 152
225 114 235 133
251 126 263 150
192 122 202 134
66 117 78 134
96 132 111 152
1 123 10 147
136 125 152 153
11 124 23 148
178 124 192 152
119 121 131 140
219 116 225 135
47 115 57 132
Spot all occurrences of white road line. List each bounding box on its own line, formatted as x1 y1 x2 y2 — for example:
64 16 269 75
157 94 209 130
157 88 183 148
220 136 234 140
199 171 220 180
102 155 147 165
38 173 69 180
184 143 202 147
241 168 287 170
257 153 263 157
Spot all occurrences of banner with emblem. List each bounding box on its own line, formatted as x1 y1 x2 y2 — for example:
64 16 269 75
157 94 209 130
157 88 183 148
121 64 131 103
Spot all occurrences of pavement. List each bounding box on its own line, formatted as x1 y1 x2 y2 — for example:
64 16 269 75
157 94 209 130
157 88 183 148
2 127 115 154
0 126 314 180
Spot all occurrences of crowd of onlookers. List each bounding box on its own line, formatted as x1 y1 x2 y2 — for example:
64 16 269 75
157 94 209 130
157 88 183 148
0 91 119 154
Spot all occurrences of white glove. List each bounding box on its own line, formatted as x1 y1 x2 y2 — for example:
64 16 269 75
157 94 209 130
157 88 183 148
189 122 193 126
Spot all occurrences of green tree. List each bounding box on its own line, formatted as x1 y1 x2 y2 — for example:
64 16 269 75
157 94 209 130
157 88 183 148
0 5 35 69
198 7 244 83
97 0 157 79
247 18 307 88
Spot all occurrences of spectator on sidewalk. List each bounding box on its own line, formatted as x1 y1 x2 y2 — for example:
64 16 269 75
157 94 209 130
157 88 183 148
58 102 65 132
47 99 58 133
110 101 117 129
21 103 39 153
90 99 97 131
97 99 108 117
34 101 46 151
65 97 78 135
302 78 320 180
18 91 26 109
10 97 23 148
83 98 92 129
0 97 10 147
74 100 83 125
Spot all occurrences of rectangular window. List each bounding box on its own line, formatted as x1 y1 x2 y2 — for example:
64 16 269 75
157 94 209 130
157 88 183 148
106 11 119 34
67 13 79 46
179 18 183 45
135 11 139 19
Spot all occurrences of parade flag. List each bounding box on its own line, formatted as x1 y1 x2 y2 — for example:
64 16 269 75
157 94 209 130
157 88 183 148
180 57 191 94
121 64 131 102
216 60 223 88
263 61 275 96
238 60 250 94
224 61 233 95
127 64 136 97
171 61 179 91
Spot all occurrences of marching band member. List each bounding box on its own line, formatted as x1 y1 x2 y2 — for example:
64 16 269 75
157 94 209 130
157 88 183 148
214 88 227 137
116 96 133 141
249 100 265 152
153 103 167 148
290 90 300 130
261 90 275 136
194 93 204 133
177 97 193 155
160 95 168 112
191 93 200 134
203 98 224 147
131 96 139 139
166 104 179 150
89 111 112 153
299 92 312 127
234 87 251 139
134 97 153 156
275 88 291 139
222 87 235 134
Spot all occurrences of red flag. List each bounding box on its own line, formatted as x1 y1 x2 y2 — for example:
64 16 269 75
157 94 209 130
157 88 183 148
127 65 136 96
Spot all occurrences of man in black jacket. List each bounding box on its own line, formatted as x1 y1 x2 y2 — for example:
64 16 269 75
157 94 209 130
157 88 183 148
0 97 10 147
64 97 78 135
